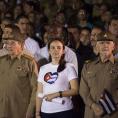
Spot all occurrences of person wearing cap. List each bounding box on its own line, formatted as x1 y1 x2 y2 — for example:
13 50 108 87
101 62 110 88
0 24 38 118
79 32 118 118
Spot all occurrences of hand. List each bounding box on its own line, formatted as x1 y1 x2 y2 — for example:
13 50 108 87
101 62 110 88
43 92 59 102
91 103 104 116
26 111 33 118
36 114 41 118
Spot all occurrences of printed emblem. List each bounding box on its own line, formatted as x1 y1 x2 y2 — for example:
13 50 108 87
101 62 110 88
44 72 58 84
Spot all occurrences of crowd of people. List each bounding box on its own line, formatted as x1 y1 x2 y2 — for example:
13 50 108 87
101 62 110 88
0 0 118 118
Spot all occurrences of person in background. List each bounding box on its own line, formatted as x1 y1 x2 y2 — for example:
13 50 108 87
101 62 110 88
15 14 41 62
77 8 93 29
36 38 79 118
108 15 118 58
90 26 103 55
0 24 38 118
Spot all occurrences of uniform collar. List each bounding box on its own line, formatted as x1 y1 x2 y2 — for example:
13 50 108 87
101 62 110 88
99 54 115 64
7 51 23 60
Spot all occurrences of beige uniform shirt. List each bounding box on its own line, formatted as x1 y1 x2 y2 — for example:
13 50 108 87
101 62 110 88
80 57 118 118
0 51 38 118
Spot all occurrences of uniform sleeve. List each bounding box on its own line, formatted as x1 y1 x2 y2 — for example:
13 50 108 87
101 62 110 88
67 64 78 81
26 59 38 116
79 64 95 108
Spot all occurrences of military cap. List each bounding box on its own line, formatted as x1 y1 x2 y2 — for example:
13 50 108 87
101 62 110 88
2 24 25 43
96 32 115 42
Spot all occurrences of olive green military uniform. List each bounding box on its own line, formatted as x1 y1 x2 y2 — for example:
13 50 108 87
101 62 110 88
0 51 38 118
79 57 118 118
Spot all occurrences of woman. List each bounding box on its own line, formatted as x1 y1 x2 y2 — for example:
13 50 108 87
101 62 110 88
36 38 79 118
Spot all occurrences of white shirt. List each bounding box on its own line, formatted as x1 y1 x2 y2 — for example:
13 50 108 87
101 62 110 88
24 37 41 61
38 63 77 113
40 45 78 74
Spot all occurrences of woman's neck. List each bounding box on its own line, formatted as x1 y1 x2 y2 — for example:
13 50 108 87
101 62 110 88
51 58 60 65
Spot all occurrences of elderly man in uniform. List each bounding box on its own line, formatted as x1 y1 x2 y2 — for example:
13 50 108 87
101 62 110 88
79 32 118 118
0 25 38 118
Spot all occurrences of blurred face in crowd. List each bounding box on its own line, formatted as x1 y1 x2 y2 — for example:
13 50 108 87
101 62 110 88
55 12 65 25
16 18 29 34
109 19 118 37
1 20 11 31
23 3 33 15
77 9 87 20
14 4 22 19
97 41 115 57
0 1 6 12
2 27 12 39
28 12 36 24
101 11 111 22
68 27 80 42
99 4 108 16
80 29 90 46
90 28 102 47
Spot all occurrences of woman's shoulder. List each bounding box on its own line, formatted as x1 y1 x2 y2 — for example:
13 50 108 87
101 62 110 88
65 63 76 70
40 63 51 70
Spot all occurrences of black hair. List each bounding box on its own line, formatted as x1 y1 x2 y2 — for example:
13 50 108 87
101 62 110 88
15 14 29 23
108 15 118 26
92 25 104 31
80 27 91 33
48 38 66 73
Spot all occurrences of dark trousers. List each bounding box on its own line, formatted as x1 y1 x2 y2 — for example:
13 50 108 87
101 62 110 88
41 109 75 118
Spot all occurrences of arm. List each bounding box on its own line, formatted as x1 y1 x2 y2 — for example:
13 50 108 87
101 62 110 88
36 82 43 118
44 79 79 101
26 60 38 118
79 64 103 116
79 64 95 108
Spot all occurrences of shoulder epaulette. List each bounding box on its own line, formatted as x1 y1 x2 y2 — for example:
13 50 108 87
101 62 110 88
22 49 34 61
0 48 8 57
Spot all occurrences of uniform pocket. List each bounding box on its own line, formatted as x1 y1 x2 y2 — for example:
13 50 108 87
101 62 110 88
15 66 29 78
87 72 96 88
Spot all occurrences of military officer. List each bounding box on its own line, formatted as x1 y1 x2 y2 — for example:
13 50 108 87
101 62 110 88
79 32 118 118
0 25 38 118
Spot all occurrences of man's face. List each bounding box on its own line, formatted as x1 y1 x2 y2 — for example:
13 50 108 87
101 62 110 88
2 27 22 55
2 27 13 39
17 18 29 34
68 28 80 41
90 28 102 47
109 19 118 37
80 29 90 45
77 10 86 20
4 40 22 56
97 41 115 57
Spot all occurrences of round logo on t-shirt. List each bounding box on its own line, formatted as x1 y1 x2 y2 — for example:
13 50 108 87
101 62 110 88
44 72 58 84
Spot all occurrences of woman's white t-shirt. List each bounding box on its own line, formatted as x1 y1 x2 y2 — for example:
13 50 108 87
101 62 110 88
37 63 77 113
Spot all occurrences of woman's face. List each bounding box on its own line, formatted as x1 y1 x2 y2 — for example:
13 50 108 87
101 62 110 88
49 40 64 60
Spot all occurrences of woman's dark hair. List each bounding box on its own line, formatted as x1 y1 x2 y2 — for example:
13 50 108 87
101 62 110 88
48 38 66 73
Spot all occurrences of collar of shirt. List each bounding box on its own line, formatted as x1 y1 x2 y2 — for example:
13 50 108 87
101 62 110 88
97 54 115 64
